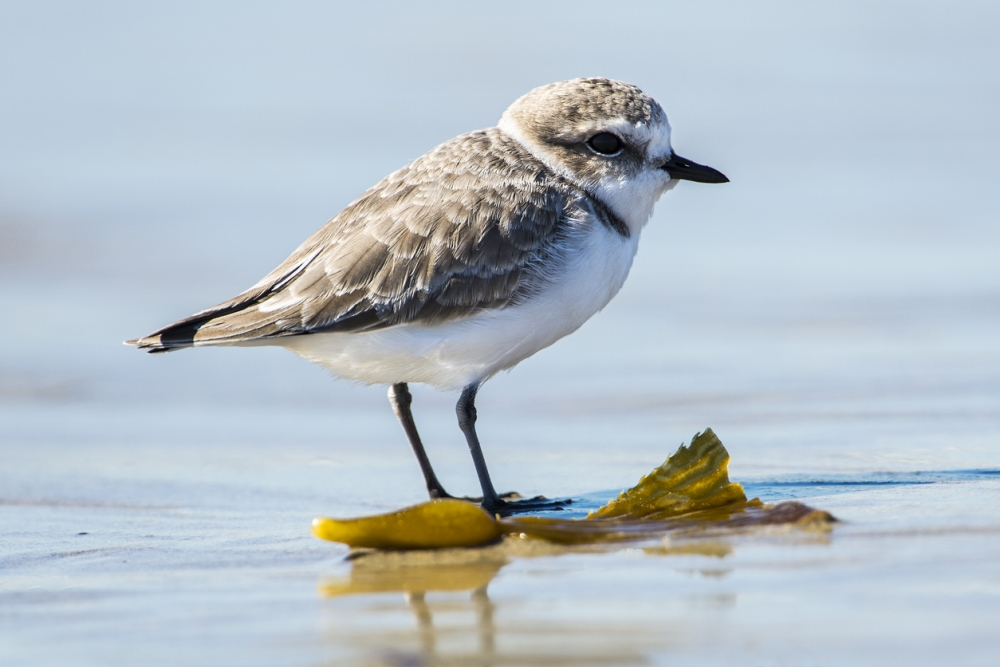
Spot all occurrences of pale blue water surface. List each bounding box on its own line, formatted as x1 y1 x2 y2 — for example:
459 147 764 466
2 1 999 665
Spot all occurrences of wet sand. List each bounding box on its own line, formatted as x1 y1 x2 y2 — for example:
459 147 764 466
4 416 998 665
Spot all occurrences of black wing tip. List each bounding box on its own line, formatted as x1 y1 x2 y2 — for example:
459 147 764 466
125 335 188 353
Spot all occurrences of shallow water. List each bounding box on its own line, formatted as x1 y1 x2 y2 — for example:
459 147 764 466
2 1 1000 665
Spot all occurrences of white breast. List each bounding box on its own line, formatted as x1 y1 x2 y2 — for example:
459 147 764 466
277 218 640 391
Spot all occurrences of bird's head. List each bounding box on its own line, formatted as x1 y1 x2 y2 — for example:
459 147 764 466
498 78 727 234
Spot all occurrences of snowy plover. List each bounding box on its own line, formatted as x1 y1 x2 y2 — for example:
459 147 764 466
128 78 728 512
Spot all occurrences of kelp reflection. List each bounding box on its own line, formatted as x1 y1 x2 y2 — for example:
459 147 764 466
317 539 745 667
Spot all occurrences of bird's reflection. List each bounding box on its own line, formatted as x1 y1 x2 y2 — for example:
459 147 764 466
401 584 496 661
317 539 742 666
320 557 503 665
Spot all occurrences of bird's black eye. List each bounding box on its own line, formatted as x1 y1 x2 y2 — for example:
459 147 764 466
587 132 622 155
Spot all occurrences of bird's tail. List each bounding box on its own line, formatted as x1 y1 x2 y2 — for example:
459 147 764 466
125 282 294 353
124 247 328 352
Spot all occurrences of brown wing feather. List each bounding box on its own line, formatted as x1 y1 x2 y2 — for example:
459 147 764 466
129 129 574 352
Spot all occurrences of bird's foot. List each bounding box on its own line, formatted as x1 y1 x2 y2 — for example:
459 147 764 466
431 491 571 516
483 493 572 517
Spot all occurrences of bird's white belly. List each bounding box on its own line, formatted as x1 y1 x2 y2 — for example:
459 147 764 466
278 223 640 390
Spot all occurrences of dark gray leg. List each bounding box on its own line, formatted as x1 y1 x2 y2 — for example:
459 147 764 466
389 383 451 499
456 383 502 510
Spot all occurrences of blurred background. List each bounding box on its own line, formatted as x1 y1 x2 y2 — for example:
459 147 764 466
2 2 998 665
2 0 996 487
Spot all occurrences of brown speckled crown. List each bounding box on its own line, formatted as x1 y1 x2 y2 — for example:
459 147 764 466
504 78 667 142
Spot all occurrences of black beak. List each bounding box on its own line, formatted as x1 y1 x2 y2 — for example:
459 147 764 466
661 153 729 183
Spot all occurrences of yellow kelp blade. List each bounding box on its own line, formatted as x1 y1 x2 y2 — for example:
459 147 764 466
498 428 755 544
311 429 828 550
501 503 762 545
312 498 502 550
589 428 748 520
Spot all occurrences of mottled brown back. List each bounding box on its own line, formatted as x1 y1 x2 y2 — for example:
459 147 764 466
131 128 606 351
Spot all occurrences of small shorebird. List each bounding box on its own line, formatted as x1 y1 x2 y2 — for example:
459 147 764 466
128 78 728 513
